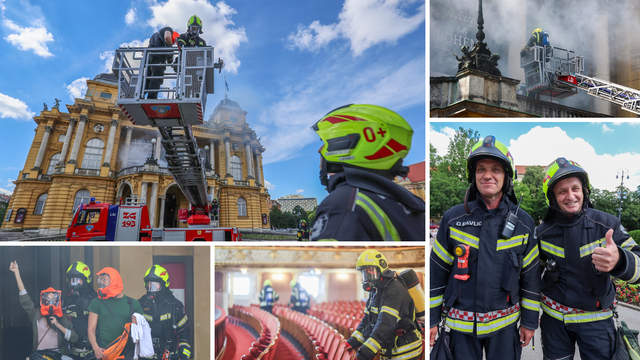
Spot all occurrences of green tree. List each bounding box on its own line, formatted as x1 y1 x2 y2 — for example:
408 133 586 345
430 171 468 219
591 188 619 216
521 166 544 197
269 207 283 228
440 127 481 181
0 202 7 227
430 143 442 169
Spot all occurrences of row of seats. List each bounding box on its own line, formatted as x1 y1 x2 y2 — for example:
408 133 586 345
309 301 366 339
228 305 281 360
274 304 371 360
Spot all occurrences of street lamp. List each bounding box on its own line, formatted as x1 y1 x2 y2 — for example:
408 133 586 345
145 138 158 165
616 168 629 220
204 145 212 170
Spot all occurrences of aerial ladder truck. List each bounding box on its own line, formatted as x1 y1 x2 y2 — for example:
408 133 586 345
520 45 640 115
66 46 240 241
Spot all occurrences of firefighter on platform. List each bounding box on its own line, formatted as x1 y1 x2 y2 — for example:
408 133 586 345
145 26 179 99
138 265 191 360
259 279 279 314
176 15 208 49
346 250 422 360
309 104 425 240
429 135 541 360
64 261 97 360
537 158 640 360
289 279 310 314
523 28 551 59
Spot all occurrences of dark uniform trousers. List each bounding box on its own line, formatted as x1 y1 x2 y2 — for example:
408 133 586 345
430 195 541 360
536 208 640 360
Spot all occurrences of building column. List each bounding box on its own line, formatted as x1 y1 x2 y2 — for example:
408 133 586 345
58 118 76 166
244 142 255 180
158 195 166 228
67 115 88 165
224 137 231 177
155 133 162 160
149 182 158 227
102 118 119 167
32 125 54 171
209 139 215 173
140 181 148 204
121 126 133 168
254 151 262 186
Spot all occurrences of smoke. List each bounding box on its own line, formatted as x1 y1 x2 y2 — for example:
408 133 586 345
430 0 640 113
117 130 168 169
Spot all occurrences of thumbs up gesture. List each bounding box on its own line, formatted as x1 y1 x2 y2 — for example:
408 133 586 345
592 229 620 272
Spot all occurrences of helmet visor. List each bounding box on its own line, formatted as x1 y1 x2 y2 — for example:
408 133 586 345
189 26 200 35
41 291 61 307
360 266 380 283
147 281 162 292
70 277 83 288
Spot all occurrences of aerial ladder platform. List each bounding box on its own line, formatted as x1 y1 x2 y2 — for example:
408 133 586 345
520 45 640 115
112 46 224 226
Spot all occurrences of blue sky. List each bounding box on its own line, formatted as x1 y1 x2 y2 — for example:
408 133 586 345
0 0 426 204
431 121 640 192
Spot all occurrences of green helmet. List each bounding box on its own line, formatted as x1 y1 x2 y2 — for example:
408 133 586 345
290 279 297 288
312 104 413 171
264 279 272 287
66 261 92 284
187 15 203 35
466 135 516 182
542 157 590 206
144 265 170 289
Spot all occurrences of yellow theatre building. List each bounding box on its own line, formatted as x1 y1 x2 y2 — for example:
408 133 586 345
2 73 270 235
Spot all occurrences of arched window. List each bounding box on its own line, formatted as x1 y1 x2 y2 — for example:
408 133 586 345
46 153 61 175
237 197 247 216
81 138 104 170
34 193 48 215
73 189 91 210
230 155 243 180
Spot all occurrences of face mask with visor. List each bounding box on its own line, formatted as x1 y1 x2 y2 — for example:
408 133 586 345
39 288 63 317
98 275 110 289
188 26 201 37
69 277 84 290
147 281 162 292
360 265 381 292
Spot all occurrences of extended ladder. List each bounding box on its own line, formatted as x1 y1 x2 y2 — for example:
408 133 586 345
112 47 224 215
559 74 640 115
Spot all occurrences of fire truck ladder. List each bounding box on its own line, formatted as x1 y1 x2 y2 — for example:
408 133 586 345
112 47 224 217
567 74 640 116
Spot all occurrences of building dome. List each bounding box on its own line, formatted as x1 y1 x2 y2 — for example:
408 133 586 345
94 73 118 85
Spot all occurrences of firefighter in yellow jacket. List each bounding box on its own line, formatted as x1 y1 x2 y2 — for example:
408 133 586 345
346 250 422 360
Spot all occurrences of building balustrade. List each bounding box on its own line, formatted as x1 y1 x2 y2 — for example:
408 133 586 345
75 168 101 176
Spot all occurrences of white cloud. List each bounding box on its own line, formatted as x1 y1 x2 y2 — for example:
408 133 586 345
295 189 304 193
146 0 247 73
602 124 614 133
286 0 424 56
3 19 54 58
6 178 15 186
429 125 456 156
264 180 275 190
125 8 137 25
507 126 640 191
65 78 90 102
0 93 35 120
259 56 424 164
0 187 12 195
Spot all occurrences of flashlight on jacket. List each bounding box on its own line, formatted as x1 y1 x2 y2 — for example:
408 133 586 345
454 244 470 281
544 259 559 282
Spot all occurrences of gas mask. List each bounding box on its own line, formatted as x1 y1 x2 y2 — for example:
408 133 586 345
40 288 63 317
146 281 163 299
188 25 201 38
360 266 381 292
96 268 124 299
69 277 84 291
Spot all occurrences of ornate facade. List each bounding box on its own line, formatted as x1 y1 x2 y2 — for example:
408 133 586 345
2 74 270 235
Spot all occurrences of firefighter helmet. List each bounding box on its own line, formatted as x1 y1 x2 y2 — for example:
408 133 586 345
264 279 272 287
187 15 203 36
356 249 389 292
144 265 170 290
466 135 516 182
290 279 297 288
542 157 590 206
312 104 413 171
66 261 92 287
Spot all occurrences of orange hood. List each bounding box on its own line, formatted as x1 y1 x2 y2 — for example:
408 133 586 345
40 287 63 317
97 267 123 299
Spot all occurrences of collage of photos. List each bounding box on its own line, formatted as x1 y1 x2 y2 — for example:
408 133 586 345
430 0 640 359
0 1 428 360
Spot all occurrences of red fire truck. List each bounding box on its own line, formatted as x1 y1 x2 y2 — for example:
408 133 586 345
65 198 240 241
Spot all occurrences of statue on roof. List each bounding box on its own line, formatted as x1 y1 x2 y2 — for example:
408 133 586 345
53 98 61 109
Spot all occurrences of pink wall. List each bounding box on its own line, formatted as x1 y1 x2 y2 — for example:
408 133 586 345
261 272 293 305
328 273 358 301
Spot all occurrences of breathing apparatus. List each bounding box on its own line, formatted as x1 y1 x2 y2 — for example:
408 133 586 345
96 267 124 300
398 269 426 322
40 287 63 319
356 249 389 292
